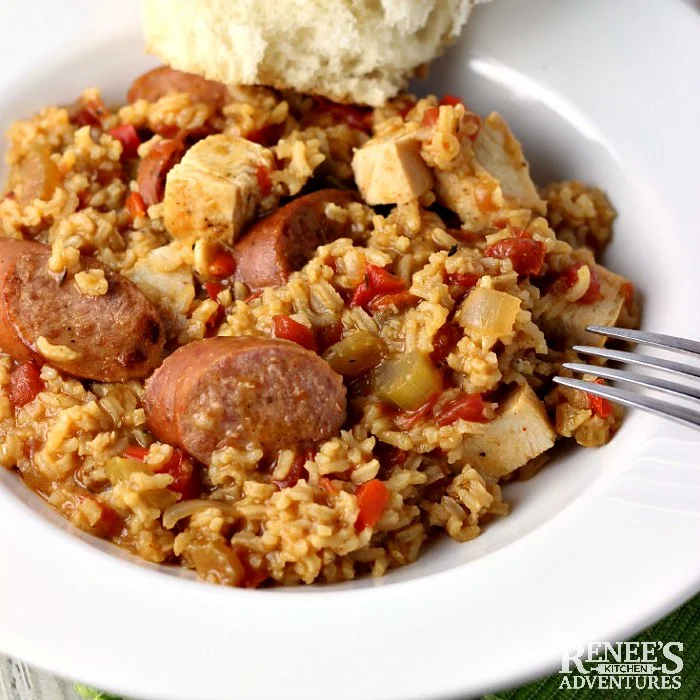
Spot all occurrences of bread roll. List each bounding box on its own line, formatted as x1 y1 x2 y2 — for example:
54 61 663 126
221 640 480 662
143 0 487 107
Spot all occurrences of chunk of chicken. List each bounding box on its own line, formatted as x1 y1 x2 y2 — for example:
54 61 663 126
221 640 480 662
124 243 195 336
472 113 545 212
164 134 275 244
434 167 497 230
352 127 433 204
434 112 545 228
461 383 556 479
535 263 630 347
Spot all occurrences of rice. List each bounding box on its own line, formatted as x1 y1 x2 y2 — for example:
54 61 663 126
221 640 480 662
0 74 639 587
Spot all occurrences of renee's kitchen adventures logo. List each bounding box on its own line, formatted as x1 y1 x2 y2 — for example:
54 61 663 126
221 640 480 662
559 641 683 691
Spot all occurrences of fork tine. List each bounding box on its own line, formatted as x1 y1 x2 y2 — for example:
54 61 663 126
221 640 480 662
586 326 700 356
553 376 700 430
562 362 700 401
573 345 700 379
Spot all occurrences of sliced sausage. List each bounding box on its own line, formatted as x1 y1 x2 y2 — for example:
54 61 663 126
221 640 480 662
137 138 185 207
143 336 347 463
127 66 230 109
0 239 164 381
233 189 357 290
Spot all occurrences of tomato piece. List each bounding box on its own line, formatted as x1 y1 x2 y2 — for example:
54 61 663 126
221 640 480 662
445 271 479 301
393 392 441 430
124 445 150 461
366 264 405 293
421 107 439 128
588 378 613 418
430 323 462 364
125 191 147 219
152 124 181 139
445 272 479 289
272 315 318 352
272 450 311 490
203 281 225 300
208 250 236 278
349 281 374 308
7 361 44 408
434 393 489 426
256 165 272 197
439 95 463 107
350 264 406 308
355 479 389 531
157 449 199 499
125 445 199 499
108 124 141 159
484 234 546 276
368 290 419 314
562 263 602 304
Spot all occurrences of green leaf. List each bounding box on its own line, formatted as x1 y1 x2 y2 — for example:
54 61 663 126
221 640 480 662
74 682 124 700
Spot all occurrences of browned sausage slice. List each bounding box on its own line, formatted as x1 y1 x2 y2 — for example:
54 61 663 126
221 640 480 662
137 138 185 207
127 66 230 109
233 189 357 290
0 239 164 381
143 336 347 463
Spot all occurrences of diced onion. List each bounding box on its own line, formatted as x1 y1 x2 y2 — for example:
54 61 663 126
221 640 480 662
323 332 387 376
162 499 239 529
372 352 442 411
458 287 521 337
16 146 61 204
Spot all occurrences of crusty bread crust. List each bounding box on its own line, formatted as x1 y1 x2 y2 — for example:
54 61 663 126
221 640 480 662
143 0 485 106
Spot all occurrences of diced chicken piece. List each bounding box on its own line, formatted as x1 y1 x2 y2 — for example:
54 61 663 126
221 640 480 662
164 134 275 244
536 263 628 347
434 167 497 230
461 383 556 479
472 113 545 212
124 243 195 335
352 128 433 204
433 113 545 228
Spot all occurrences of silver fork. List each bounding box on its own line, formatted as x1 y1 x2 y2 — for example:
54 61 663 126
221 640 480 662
553 326 700 431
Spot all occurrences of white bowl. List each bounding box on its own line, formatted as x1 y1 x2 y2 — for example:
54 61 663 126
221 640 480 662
0 0 699 698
